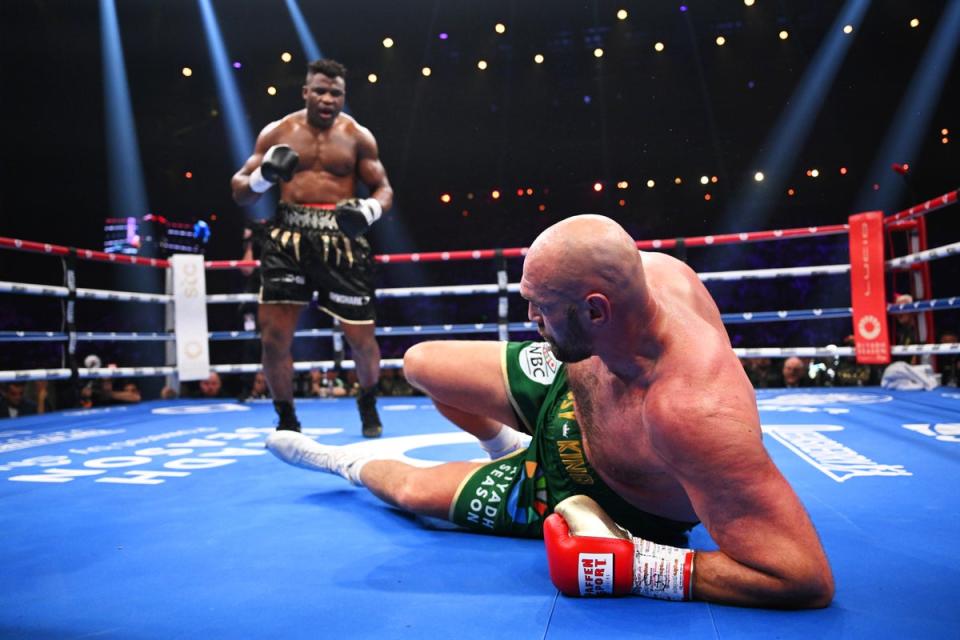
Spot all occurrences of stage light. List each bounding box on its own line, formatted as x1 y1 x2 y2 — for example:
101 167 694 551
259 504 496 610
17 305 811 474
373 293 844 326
466 192 474 200
910 18 920 28
744 0 755 6
711 175 718 183
266 85 277 95
534 53 544 64
779 30 789 40
843 25 853 34
654 42 665 52
440 193 451 203
281 52 292 62
477 60 488 70
943 137 950 144
942 128 949 135
422 67 431 77
232 61 242 69
810 168 820 177
439 32 449 40
787 188 796 196
462 210 469 217
593 182 604 192
538 204 547 212
617 9 628 20
495 23 506 34
594 48 604 58
185 171 193 179
840 167 848 175
382 37 394 48
516 188 524 197
182 67 193 77
646 179 656 188
700 175 709 185
704 193 712 201
526 188 534 195
367 73 378 83
754 171 764 182
674 177 682 184
618 199 627 207
716 36 726 46
617 181 629 189
680 5 688 12
491 189 501 199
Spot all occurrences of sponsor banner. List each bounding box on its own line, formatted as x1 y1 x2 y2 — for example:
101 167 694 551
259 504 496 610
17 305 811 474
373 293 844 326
847 211 890 365
171 254 210 381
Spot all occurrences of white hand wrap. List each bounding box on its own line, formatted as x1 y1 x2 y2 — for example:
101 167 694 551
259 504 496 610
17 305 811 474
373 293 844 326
631 538 695 600
248 166 274 193
359 197 383 225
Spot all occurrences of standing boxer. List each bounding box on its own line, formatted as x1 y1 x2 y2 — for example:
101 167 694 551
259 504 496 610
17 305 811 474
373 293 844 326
232 59 393 437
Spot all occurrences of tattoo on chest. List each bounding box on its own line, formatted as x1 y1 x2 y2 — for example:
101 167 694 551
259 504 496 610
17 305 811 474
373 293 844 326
567 369 600 438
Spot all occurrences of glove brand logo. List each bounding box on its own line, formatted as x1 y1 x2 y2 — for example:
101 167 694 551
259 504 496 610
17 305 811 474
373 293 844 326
518 342 559 384
578 553 614 595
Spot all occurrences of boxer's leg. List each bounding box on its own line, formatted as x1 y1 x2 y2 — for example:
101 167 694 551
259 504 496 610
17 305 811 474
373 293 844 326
404 341 527 457
341 320 383 438
259 303 303 430
265 430 483 519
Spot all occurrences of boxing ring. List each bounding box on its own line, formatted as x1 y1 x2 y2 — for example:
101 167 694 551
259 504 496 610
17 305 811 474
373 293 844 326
1 191 959 638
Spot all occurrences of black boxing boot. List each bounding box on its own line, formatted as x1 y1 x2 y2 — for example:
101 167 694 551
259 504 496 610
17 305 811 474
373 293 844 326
273 400 301 432
356 386 382 438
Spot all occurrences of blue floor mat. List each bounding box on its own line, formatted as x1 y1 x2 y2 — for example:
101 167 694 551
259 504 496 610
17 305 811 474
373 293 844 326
1 388 958 639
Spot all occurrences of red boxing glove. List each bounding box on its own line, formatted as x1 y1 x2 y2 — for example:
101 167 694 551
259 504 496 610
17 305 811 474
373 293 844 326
543 495 695 600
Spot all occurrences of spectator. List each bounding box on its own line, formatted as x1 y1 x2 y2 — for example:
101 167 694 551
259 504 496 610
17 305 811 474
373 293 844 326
779 356 812 388
306 368 347 398
78 376 142 407
242 372 271 400
25 380 55 413
741 357 778 389
378 367 416 396
833 335 877 386
0 383 38 418
892 293 920 364
197 372 226 399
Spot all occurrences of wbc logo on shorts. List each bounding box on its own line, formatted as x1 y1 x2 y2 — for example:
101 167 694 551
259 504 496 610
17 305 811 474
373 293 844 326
519 342 559 384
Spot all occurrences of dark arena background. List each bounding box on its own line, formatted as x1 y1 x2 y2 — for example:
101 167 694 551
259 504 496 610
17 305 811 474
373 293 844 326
1 2 959 638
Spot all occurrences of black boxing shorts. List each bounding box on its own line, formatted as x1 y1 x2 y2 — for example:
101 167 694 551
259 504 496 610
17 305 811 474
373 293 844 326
258 201 376 324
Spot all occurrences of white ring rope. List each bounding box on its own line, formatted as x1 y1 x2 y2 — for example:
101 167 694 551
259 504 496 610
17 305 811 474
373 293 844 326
3 347 958 383
885 239 960 269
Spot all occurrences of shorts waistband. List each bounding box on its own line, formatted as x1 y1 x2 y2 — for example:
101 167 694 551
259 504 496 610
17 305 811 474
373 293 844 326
276 201 339 231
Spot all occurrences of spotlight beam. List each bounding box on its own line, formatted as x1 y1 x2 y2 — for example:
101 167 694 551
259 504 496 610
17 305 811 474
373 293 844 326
99 0 148 220
197 0 270 219
725 0 870 230
855 0 960 212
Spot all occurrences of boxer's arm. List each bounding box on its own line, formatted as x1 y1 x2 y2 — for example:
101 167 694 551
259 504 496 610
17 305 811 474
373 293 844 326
355 126 393 213
648 378 834 608
231 121 282 206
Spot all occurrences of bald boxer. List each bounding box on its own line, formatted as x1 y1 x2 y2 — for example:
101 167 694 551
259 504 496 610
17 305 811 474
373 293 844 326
232 58 393 437
266 215 833 608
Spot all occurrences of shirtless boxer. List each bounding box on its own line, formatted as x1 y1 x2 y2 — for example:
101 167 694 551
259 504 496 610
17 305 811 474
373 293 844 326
231 59 393 437
266 215 834 608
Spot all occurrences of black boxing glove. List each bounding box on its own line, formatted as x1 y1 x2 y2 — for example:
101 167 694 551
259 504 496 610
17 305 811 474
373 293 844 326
249 145 299 193
335 197 383 239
